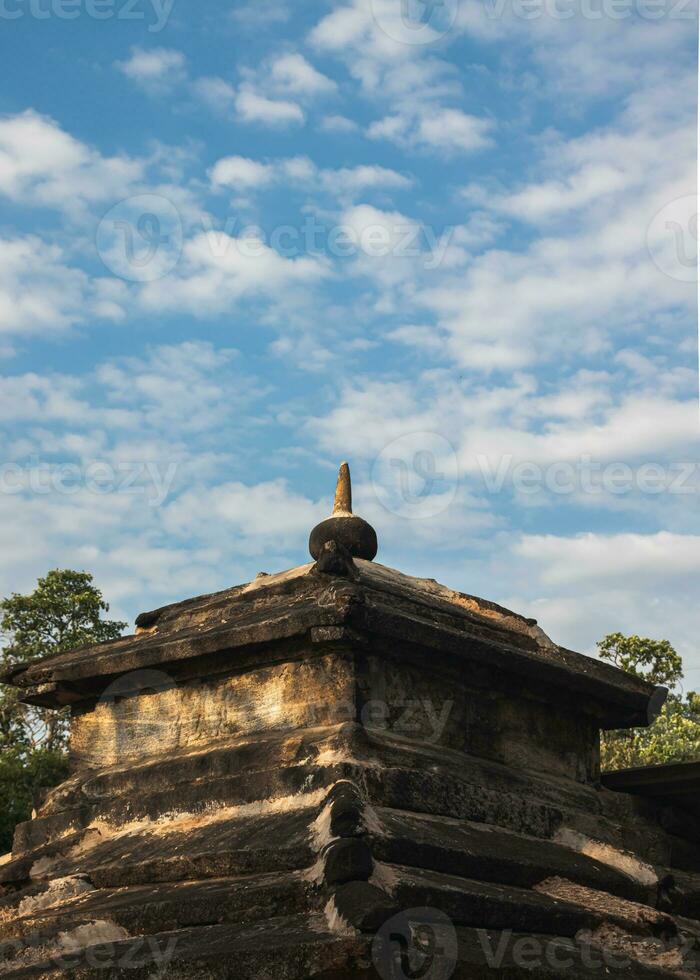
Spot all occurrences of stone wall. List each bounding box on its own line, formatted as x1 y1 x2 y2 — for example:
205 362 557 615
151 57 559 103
70 646 599 784
70 652 355 768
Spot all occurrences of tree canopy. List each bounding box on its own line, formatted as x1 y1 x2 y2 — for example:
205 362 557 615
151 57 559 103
600 632 700 771
0 570 125 853
1 569 126 666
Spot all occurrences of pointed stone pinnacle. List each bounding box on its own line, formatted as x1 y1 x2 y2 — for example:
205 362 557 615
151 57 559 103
308 461 378 562
333 462 352 516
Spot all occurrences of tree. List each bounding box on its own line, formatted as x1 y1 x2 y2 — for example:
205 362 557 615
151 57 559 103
0 570 126 853
0 748 70 857
600 632 700 771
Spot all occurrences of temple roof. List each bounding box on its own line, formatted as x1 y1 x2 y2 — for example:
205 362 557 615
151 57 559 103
2 553 662 729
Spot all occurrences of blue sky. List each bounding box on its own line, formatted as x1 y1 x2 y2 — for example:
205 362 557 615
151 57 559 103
0 0 697 681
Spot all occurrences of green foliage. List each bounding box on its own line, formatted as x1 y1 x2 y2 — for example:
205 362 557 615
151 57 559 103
0 748 69 855
1 569 126 664
597 632 683 689
0 570 125 854
600 632 700 770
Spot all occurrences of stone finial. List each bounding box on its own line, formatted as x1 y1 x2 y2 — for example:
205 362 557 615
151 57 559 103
309 463 378 562
333 461 352 516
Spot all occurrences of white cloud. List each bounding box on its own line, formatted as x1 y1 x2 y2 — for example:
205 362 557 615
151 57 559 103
0 110 143 215
269 53 336 96
0 482 216 622
302 367 699 669
306 373 698 487
307 377 437 458
208 154 412 200
492 90 695 226
0 370 89 424
0 339 284 614
209 156 274 190
0 341 262 446
0 332 334 620
341 203 418 251
454 0 695 108
193 76 236 114
231 51 336 128
403 86 696 372
309 2 369 53
162 479 325 547
310 0 434 62
95 341 259 434
334 81 694 374
230 0 290 28
0 466 328 622
0 237 126 338
334 203 454 302
501 531 700 668
115 47 187 93
498 164 629 223
415 108 494 153
320 114 359 134
0 111 83 191
519 587 700 672
283 157 318 182
139 231 328 315
329 165 412 194
235 86 305 126
515 531 700 588
370 107 494 154
387 324 445 353
310 2 493 156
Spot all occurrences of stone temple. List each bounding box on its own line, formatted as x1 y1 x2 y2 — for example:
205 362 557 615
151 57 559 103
0 464 698 978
